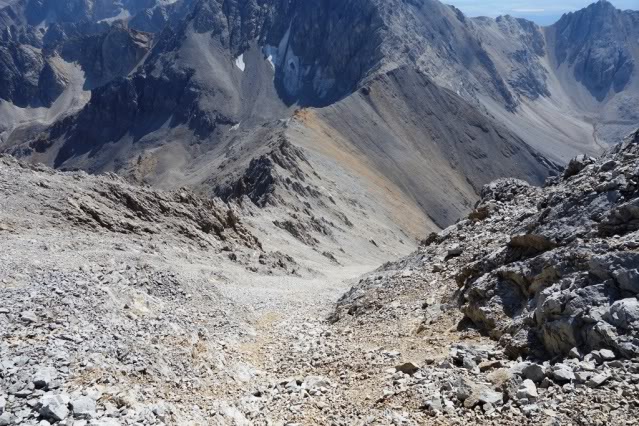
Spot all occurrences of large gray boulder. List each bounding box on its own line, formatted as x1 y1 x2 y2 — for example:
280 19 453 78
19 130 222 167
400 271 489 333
39 394 70 422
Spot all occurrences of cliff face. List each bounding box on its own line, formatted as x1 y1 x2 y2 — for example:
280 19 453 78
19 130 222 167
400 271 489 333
0 41 64 108
551 1 638 101
0 18 151 108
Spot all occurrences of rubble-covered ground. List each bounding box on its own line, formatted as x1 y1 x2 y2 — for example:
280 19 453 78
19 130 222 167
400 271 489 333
2 131 639 426
331 129 639 424
0 155 301 425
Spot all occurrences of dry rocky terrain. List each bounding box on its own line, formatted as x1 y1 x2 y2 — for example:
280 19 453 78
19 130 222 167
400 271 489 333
1 1 638 425
1 131 638 425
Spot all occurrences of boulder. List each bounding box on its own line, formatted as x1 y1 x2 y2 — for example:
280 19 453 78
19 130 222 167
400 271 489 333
39 394 70 422
516 379 538 402
33 366 57 389
586 374 610 388
606 299 639 330
395 362 420 376
71 396 97 419
563 155 595 179
522 363 546 383
551 364 575 383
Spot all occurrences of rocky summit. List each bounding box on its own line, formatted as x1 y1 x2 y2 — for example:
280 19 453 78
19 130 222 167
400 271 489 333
0 0 638 425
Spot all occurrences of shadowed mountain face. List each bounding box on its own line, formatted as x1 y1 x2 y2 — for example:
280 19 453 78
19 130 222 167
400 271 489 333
0 22 151 108
0 0 637 241
0 0 163 27
552 1 638 100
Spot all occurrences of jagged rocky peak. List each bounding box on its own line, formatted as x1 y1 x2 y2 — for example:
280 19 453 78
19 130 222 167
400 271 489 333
551 0 639 99
156 0 528 108
472 13 550 101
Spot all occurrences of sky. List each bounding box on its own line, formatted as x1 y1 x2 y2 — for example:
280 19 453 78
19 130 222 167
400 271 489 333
446 0 639 25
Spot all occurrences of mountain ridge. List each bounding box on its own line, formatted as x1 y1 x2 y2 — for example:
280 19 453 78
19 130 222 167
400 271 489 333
0 0 637 244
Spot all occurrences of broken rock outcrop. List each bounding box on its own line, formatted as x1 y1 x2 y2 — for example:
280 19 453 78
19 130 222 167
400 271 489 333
338 130 639 362
459 130 639 359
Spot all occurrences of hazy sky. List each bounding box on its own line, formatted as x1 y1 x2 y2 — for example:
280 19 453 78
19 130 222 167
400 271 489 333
447 0 638 25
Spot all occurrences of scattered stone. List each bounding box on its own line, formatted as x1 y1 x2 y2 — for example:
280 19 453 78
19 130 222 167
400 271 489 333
457 379 503 408
33 367 56 389
467 387 503 408
516 379 538 402
551 364 575 383
479 360 503 372
597 349 616 362
446 245 463 258
575 371 592 384
302 376 331 390
0 413 11 426
568 347 581 359
424 393 444 413
70 396 96 419
395 362 420 376
462 356 478 371
20 310 37 323
522 363 546 383
487 368 514 387
39 394 70 422
586 374 610 388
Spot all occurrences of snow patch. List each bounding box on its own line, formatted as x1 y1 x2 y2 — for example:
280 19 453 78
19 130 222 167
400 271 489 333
277 27 306 95
263 45 278 70
235 54 246 72
260 25 334 98
98 8 131 24
261 26 292 73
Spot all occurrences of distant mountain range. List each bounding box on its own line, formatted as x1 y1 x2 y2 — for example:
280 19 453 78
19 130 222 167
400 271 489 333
0 0 637 247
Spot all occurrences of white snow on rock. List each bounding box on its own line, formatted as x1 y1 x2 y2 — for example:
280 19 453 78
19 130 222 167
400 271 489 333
263 45 278 70
235 54 246 72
